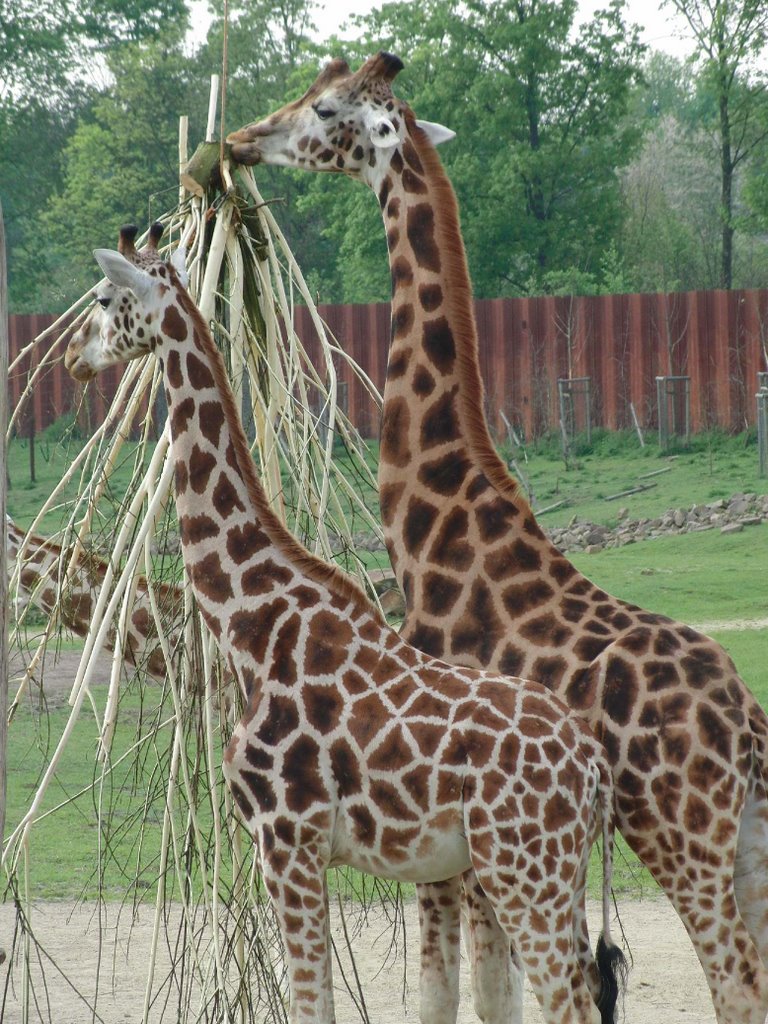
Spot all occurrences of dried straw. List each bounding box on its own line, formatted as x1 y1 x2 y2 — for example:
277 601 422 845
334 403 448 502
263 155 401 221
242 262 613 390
2 122 405 1022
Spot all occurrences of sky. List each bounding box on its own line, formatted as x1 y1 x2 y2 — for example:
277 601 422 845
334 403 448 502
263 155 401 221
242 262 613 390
307 0 697 58
190 0 698 60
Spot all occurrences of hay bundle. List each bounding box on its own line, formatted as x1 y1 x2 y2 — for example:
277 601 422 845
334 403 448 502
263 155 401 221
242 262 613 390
2 105 406 1023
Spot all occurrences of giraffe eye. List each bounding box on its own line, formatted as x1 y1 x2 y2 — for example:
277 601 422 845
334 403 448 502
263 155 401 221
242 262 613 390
97 297 111 309
313 104 335 121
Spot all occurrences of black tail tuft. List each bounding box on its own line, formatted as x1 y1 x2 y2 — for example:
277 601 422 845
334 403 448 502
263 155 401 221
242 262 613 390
595 934 630 1024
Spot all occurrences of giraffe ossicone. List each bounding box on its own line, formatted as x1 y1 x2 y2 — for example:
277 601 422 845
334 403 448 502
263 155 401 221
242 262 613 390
65 224 627 1024
228 49 768 1024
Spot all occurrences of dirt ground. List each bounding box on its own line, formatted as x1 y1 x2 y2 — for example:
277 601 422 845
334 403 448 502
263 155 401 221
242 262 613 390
0 894 715 1024
2 647 720 1023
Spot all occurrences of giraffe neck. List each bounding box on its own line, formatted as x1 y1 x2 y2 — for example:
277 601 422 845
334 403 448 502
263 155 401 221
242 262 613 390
377 123 536 578
157 285 375 682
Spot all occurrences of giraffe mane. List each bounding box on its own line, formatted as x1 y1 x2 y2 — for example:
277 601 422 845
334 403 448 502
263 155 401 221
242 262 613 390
170 268 383 621
407 112 534 520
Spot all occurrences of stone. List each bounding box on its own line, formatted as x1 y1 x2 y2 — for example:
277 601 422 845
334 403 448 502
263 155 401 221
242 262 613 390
728 496 750 516
540 490 766 552
586 528 609 545
720 522 744 535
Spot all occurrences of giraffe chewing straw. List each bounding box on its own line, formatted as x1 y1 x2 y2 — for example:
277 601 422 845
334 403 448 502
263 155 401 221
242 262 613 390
227 50 768 1024
65 224 627 1024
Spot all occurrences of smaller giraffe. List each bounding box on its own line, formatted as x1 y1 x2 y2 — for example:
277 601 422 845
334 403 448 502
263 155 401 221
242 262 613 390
65 225 628 1024
6 515 234 713
6 516 174 678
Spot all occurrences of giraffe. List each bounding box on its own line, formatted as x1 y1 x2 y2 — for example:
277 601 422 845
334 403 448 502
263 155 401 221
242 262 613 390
227 51 768 1024
6 515 175 679
64 224 629 1024
6 514 236 719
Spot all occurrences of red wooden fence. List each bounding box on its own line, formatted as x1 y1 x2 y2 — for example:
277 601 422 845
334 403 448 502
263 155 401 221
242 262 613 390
8 289 768 440
7 313 123 438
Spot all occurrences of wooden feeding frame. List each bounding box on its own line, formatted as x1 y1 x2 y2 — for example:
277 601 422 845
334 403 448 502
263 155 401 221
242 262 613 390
656 375 691 449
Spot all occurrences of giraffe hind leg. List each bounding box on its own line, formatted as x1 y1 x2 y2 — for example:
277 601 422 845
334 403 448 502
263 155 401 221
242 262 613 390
485 896 599 1024
468 851 599 1024
668 871 768 1024
734 767 768 965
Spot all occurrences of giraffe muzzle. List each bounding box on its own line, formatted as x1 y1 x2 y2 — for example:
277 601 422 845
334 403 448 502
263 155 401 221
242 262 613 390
64 344 97 382
226 125 269 165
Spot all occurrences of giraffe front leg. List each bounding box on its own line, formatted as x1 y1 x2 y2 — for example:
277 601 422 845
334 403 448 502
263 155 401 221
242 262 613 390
260 828 335 1024
416 877 462 1024
461 869 524 1024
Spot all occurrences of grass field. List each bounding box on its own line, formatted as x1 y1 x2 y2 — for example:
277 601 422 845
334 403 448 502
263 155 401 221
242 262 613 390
5 424 768 902
6 424 763 530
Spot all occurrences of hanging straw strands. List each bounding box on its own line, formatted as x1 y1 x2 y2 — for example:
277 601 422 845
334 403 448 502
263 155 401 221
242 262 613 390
2 86 406 1022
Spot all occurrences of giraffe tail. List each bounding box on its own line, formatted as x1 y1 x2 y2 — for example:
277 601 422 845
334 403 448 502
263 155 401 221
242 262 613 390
594 760 630 1024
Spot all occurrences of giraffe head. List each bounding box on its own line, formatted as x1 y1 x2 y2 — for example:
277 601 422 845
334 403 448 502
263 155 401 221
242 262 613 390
227 51 454 188
65 223 188 381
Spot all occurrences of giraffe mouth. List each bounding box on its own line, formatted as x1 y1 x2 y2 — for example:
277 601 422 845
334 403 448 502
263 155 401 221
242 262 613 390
64 349 97 382
226 127 265 166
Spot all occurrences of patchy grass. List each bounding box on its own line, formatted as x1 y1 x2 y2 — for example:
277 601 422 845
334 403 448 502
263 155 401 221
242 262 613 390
5 680 219 901
516 429 763 529
6 423 767 904
570 528 767 645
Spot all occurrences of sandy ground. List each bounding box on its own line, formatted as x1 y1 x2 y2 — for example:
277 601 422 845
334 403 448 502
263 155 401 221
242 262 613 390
0 895 715 1024
1 646 724 1023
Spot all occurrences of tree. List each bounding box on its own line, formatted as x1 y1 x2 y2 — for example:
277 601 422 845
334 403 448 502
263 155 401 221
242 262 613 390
300 0 646 299
14 31 199 310
1 0 191 309
0 0 188 104
621 114 722 291
664 0 768 288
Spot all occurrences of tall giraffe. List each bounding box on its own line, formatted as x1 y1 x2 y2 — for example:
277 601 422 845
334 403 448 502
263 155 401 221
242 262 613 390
228 51 768 1024
64 224 628 1024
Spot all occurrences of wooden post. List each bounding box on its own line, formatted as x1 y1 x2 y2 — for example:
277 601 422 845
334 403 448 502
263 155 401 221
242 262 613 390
0 199 8 963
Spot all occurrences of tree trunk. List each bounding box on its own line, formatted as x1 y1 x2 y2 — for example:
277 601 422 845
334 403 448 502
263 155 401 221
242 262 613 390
719 89 734 289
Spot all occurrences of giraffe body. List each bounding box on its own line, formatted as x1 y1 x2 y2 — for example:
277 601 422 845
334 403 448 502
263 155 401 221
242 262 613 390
228 51 768 1023
65 226 626 1024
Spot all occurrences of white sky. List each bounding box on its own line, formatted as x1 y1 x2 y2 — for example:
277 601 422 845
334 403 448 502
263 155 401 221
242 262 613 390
309 0 697 58
190 0 697 60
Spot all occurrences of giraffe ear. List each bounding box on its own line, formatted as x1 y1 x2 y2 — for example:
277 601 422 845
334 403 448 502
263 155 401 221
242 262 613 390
415 120 456 146
93 249 155 300
367 114 399 149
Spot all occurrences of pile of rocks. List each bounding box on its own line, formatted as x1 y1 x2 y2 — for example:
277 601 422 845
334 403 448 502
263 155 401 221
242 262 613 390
154 493 767 561
546 492 768 554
